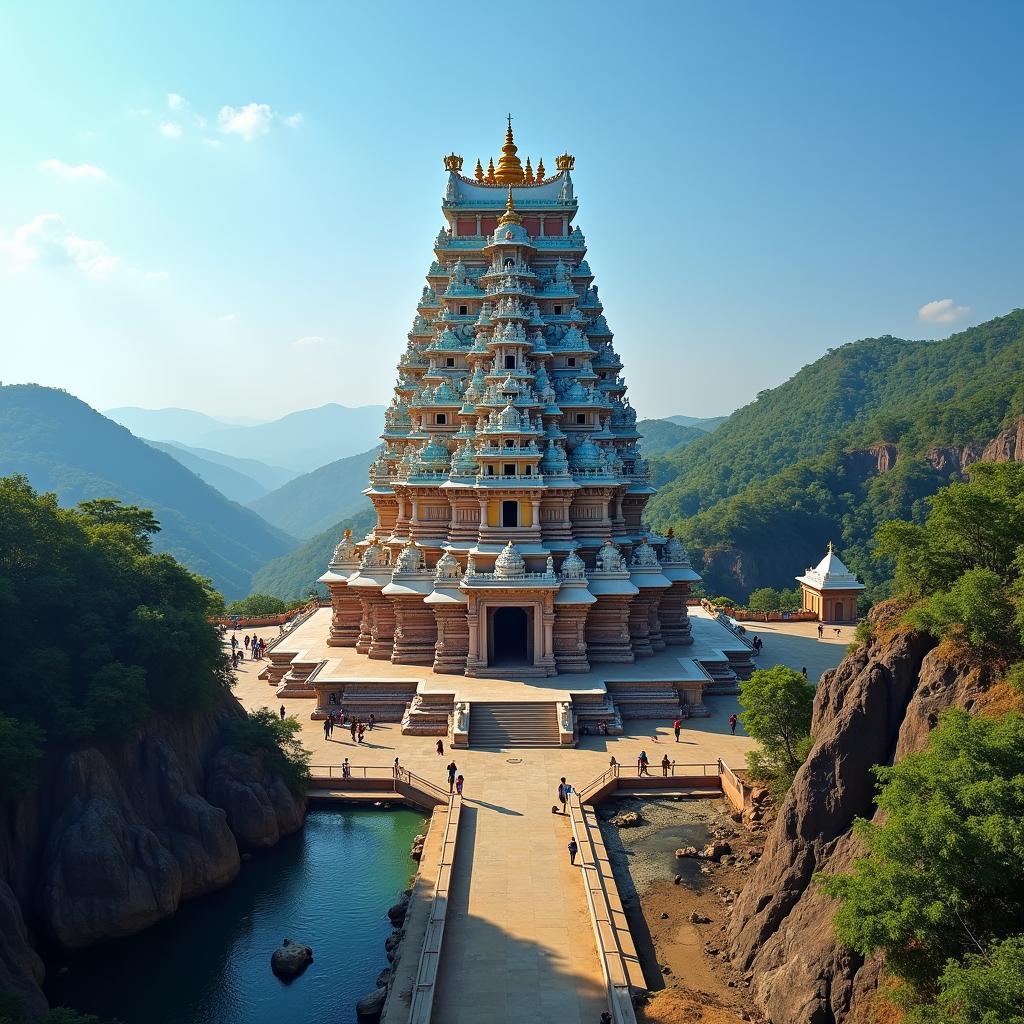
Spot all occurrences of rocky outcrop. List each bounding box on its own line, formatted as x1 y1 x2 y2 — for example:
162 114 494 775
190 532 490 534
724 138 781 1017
728 619 992 1024
270 938 313 981
0 696 307 1015
980 415 1024 465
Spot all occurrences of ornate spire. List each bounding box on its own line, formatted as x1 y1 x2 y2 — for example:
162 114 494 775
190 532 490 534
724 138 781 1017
443 153 463 173
486 157 496 184
498 186 523 226
536 157 545 180
494 114 525 185
474 158 483 182
555 152 575 171
524 157 534 184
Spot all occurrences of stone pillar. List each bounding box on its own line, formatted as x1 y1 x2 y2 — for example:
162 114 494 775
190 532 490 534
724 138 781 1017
586 594 635 663
390 595 438 665
431 604 469 674
355 593 373 654
366 591 396 660
647 591 666 651
659 581 694 645
628 591 656 657
325 579 362 647
553 604 591 672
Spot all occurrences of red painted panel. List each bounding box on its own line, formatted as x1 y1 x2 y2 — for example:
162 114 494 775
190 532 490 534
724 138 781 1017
522 217 540 236
457 218 477 236
543 218 564 236
480 216 498 235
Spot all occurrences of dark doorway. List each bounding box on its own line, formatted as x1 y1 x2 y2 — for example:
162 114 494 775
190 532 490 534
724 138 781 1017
492 607 529 664
502 500 518 526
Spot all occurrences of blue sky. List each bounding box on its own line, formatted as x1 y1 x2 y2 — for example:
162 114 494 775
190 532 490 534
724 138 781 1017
2 1 1022 422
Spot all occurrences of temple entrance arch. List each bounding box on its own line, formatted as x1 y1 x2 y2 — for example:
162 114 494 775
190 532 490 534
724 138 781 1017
490 606 530 665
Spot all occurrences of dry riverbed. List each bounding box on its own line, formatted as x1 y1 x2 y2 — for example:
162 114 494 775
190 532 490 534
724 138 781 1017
597 796 768 1024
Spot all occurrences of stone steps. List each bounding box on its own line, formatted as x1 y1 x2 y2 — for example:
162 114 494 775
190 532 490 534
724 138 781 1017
469 701 561 748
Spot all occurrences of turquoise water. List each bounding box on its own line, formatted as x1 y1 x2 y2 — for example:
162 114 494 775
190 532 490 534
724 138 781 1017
45 808 426 1024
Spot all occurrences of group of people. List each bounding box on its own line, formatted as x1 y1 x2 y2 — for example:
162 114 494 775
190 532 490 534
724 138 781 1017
444 760 465 795
229 632 267 668
322 710 375 743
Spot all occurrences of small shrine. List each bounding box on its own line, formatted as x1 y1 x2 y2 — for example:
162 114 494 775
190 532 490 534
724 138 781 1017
796 543 864 623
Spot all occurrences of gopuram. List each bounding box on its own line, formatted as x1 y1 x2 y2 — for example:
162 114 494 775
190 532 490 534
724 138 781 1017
286 121 755 745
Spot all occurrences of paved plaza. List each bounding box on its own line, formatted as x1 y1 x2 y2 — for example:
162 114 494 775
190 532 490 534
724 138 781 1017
228 610 849 1023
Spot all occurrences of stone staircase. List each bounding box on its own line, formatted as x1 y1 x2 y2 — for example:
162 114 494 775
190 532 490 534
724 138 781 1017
469 701 561 748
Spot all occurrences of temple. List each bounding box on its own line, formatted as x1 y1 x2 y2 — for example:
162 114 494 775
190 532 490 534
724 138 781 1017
291 121 754 745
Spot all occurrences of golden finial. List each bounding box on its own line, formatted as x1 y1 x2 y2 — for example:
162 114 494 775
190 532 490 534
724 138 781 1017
344 528 352 540
536 157 545 180
498 185 523 226
827 540 834 553
486 157 496 184
474 158 483 182
443 153 463 173
555 152 575 171
494 112 525 185
524 157 534 184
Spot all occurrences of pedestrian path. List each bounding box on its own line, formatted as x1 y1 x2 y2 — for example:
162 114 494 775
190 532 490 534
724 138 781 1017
431 756 607 1023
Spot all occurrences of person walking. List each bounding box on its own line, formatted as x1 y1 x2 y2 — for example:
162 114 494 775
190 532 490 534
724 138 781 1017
230 634 238 651
661 754 671 777
609 755 618 770
342 758 351 779
567 837 578 865
350 718 358 741
279 705 286 720
638 751 650 776
455 774 464 796
446 761 458 793
244 634 250 651
436 739 444 756
729 713 738 736
323 717 331 740
357 723 366 744
368 713 375 731
673 717 682 742
558 777 568 814
817 622 824 639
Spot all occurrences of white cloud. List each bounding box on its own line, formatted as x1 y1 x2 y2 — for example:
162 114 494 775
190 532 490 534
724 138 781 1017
293 335 324 349
918 298 971 325
39 158 109 182
217 313 237 323
219 103 274 141
167 92 187 111
282 112 303 128
159 121 182 139
7 213 119 278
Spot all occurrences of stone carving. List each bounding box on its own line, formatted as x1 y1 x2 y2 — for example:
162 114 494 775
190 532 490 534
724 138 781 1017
596 539 625 573
434 550 462 581
493 541 526 579
394 538 425 573
560 550 587 580
455 702 468 732
360 540 391 570
330 528 360 566
631 538 661 568
559 702 573 733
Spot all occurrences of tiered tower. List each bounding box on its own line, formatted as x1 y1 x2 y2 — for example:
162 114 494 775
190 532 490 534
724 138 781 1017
321 121 700 678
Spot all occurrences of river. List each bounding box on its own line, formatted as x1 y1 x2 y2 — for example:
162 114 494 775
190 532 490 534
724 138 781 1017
45 807 426 1024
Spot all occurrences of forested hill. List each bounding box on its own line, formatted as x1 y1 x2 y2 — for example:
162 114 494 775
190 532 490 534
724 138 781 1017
0 385 296 598
646 310 1024 597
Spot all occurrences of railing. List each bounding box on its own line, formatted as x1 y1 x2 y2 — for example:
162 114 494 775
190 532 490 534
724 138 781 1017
307 764 451 804
407 794 462 1024
568 794 639 1024
577 762 721 803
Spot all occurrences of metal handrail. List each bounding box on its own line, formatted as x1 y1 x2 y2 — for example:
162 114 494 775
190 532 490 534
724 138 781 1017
577 762 721 802
307 764 451 803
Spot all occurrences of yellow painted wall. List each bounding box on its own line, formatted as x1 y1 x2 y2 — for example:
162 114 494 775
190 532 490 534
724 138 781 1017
520 500 532 527
487 500 500 527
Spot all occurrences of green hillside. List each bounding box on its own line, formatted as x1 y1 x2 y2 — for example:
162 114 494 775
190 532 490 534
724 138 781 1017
251 505 376 601
248 447 378 539
0 385 297 598
665 414 728 432
147 440 269 504
648 310 1024 599
636 418 707 456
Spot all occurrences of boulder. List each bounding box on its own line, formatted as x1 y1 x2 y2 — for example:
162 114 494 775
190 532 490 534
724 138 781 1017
387 892 410 926
674 846 699 858
702 840 731 860
609 811 643 828
270 938 313 981
356 986 387 1022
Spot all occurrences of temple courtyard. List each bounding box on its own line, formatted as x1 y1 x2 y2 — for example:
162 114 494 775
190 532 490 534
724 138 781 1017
227 609 850 1024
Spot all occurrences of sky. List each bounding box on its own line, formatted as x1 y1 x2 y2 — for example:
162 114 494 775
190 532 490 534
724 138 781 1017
1 1 1022 423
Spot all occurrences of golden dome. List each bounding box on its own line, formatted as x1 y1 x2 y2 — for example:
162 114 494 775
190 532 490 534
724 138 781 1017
494 115 525 185
498 187 523 226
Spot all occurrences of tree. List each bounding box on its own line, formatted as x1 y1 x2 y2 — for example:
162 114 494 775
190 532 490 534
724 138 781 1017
224 593 289 617
739 665 815 787
226 708 311 795
818 709 1024 995
0 714 44 801
747 587 781 612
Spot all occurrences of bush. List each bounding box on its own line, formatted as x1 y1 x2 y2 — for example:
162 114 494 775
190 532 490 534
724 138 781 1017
226 708 311 795
747 587 780 612
224 594 290 617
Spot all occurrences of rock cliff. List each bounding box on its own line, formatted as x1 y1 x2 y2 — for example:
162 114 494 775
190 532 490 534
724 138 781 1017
728 617 993 1023
0 695 307 1017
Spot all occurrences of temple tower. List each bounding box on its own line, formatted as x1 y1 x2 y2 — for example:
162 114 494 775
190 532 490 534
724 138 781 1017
324 121 700 677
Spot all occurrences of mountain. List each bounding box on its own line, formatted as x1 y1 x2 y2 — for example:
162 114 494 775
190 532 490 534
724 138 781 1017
636 418 708 456
197 403 386 473
146 441 270 504
647 310 1024 598
251 505 377 601
248 447 378 539
1 385 297 598
154 440 298 491
104 406 234 446
665 414 728 432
